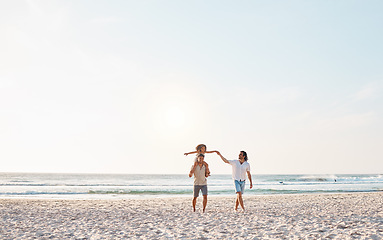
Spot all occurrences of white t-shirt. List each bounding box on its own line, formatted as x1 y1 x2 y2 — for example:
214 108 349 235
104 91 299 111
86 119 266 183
228 160 250 181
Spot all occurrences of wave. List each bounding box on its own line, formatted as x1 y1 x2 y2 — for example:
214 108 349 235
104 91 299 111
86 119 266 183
0 191 88 195
264 174 383 184
88 190 191 195
1 188 382 197
0 183 143 187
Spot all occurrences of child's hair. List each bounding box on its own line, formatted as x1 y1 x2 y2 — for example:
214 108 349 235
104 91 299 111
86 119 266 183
198 154 205 158
196 144 207 152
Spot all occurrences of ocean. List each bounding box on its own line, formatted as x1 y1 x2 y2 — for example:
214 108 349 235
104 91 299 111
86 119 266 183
0 173 382 200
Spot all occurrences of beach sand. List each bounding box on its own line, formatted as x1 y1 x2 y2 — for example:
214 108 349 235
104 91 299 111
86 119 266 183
1 192 383 239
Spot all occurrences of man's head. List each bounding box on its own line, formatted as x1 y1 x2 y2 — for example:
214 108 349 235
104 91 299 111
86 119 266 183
197 154 205 162
239 151 248 162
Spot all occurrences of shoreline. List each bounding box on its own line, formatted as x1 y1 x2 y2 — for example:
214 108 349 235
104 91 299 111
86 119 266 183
1 189 382 201
1 192 383 239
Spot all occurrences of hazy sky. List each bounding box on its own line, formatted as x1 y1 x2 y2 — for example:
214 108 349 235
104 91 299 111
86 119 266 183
1 0 382 174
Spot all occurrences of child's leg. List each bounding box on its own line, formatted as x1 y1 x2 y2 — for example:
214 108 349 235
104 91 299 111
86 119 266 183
204 162 211 177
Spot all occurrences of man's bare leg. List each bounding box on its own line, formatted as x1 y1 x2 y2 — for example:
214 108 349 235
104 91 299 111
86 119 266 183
203 195 207 213
192 197 197 212
236 192 245 211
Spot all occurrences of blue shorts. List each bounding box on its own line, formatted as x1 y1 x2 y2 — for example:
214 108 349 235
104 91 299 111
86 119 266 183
194 185 208 198
234 180 245 194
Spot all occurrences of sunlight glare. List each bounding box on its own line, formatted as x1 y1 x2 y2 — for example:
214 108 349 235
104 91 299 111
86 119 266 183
164 106 185 129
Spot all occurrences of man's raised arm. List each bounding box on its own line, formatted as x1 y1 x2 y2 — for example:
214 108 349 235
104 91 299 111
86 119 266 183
216 151 229 164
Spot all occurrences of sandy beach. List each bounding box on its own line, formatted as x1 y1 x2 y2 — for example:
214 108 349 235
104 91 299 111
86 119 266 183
1 192 383 239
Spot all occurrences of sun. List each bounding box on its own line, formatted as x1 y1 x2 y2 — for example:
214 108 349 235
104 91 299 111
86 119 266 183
163 106 186 129
142 82 200 136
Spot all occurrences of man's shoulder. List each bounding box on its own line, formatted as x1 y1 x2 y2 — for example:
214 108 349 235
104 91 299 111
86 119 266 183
228 160 240 166
244 161 251 169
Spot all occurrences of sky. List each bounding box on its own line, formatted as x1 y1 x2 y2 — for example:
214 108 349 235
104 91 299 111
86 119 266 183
1 0 382 175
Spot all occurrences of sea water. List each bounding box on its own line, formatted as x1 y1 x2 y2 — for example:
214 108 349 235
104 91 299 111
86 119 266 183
0 173 382 199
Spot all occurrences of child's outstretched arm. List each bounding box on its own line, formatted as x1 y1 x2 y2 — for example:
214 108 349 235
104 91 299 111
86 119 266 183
205 150 219 154
184 151 198 156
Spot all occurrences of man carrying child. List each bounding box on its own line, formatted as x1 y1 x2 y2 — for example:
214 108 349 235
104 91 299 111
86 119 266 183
189 154 209 213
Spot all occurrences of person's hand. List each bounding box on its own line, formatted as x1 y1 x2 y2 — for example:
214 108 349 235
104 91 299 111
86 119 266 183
250 183 253 189
189 172 193 177
184 153 189 156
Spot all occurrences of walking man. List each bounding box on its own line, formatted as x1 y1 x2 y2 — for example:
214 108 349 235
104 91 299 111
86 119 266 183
216 151 253 211
189 154 209 213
